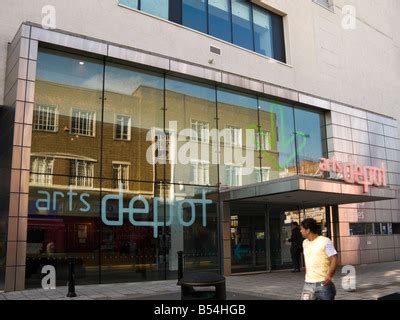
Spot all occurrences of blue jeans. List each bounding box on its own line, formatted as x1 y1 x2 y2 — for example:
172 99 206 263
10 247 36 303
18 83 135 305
302 282 336 300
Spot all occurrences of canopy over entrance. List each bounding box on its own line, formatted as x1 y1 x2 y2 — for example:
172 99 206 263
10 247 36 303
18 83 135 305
220 176 397 210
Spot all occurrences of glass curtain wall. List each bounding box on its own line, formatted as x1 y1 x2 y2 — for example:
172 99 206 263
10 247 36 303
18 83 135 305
28 47 326 287
119 0 285 62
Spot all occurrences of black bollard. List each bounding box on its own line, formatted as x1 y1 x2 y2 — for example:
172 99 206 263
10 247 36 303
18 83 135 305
177 251 183 281
67 257 77 297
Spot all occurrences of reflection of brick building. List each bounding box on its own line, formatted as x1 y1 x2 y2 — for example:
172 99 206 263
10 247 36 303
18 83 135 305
32 80 279 191
288 159 321 176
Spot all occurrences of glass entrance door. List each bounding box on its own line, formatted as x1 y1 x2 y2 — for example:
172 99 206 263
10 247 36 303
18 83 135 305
268 207 293 270
268 206 328 270
230 203 267 273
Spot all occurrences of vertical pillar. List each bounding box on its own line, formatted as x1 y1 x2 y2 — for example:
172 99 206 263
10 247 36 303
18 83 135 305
331 205 341 262
220 201 231 276
3 24 38 292
325 206 332 239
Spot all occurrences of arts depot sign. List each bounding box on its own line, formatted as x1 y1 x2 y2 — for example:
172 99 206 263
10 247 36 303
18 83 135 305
319 158 387 193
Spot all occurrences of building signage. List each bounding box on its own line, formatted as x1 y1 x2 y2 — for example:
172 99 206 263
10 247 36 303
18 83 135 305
319 158 387 192
35 187 212 238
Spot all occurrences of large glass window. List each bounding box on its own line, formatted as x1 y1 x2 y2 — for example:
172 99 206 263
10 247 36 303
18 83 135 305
182 0 207 33
258 99 297 180
165 76 218 186
231 0 254 51
166 184 219 276
294 108 326 176
33 48 103 177
140 0 169 19
119 0 139 9
103 63 164 182
118 0 285 62
208 0 232 42
253 6 273 57
28 47 331 287
217 88 259 187
26 179 101 288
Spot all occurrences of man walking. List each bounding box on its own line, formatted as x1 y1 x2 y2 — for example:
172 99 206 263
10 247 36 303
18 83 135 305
300 218 338 300
288 221 302 272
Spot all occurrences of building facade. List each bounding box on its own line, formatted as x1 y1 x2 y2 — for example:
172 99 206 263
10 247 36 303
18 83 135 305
0 0 399 292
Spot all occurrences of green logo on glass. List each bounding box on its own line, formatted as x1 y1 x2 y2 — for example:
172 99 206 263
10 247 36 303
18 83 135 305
248 106 308 171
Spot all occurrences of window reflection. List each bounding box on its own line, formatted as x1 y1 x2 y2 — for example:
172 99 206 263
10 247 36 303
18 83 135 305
294 108 326 176
253 5 273 57
182 0 207 33
231 0 254 51
259 99 297 179
28 48 328 287
103 62 164 182
140 0 169 19
165 76 217 186
217 88 259 187
119 0 138 9
208 0 232 42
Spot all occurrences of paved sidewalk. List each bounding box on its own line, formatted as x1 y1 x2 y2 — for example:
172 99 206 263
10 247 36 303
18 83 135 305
1 261 399 300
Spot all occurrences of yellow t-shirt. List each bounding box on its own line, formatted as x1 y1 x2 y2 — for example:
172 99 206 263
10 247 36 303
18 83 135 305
303 236 337 283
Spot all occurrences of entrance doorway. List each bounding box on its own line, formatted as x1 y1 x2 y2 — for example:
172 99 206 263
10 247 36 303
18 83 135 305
229 201 329 273
230 203 267 273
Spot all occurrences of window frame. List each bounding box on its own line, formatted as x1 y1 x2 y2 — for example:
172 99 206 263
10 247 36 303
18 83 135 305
114 114 132 141
33 104 59 133
225 125 242 147
30 156 55 186
70 108 97 137
224 163 243 187
112 161 131 190
69 159 95 188
190 159 210 185
190 119 210 143
118 0 286 63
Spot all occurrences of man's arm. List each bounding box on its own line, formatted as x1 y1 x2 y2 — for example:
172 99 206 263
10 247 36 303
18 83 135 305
323 254 338 285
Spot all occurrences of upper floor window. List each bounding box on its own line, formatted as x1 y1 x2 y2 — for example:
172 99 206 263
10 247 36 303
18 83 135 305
256 130 271 151
118 0 286 62
70 160 94 187
191 160 210 185
191 120 210 143
113 162 130 190
226 126 242 147
119 0 138 9
141 0 169 19
115 114 131 141
155 130 171 161
182 0 207 33
231 0 254 51
30 157 54 185
33 104 59 132
256 167 270 183
208 0 232 42
71 109 96 137
313 0 331 9
225 165 242 187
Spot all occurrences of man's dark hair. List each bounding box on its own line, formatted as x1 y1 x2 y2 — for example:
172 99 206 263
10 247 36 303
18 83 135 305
291 221 299 227
301 218 320 234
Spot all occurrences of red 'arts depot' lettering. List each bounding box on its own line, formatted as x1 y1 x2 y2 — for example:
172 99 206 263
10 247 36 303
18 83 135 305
319 158 387 193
